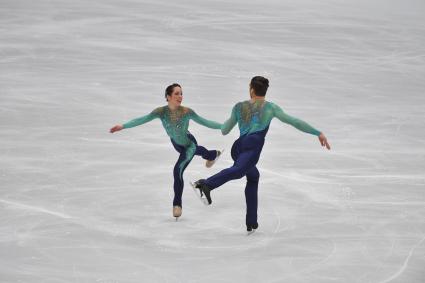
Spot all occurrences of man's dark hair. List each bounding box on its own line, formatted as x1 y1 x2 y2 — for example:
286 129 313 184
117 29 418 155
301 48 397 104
250 76 269 97
165 83 182 101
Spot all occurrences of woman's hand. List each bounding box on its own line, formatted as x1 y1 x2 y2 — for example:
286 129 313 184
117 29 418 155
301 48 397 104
110 124 124 133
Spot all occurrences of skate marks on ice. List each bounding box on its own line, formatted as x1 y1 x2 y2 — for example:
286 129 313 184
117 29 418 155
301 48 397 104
0 203 176 282
78 137 171 148
0 188 281 254
0 199 72 219
378 235 425 283
257 165 425 282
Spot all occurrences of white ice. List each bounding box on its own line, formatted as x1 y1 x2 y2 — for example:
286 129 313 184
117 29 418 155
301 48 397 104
1 0 425 282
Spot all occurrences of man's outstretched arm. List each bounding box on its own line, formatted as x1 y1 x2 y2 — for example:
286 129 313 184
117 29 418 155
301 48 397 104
221 104 238 135
273 103 330 149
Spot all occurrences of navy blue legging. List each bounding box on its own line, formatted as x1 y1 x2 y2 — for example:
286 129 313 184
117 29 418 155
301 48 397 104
204 128 268 225
171 133 217 207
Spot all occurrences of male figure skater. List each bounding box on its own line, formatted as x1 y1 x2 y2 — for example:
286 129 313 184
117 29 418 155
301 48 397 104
110 83 222 220
193 76 331 232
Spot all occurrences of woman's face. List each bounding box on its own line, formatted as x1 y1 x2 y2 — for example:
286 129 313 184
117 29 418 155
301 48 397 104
168 86 183 106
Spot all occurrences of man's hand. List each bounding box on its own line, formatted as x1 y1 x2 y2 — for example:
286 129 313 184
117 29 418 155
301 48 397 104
110 124 124 133
318 133 331 150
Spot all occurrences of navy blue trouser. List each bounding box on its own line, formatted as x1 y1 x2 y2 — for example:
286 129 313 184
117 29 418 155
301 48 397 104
204 128 268 225
171 133 217 207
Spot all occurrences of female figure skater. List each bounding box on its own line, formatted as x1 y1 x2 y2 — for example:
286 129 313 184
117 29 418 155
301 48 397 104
110 83 222 220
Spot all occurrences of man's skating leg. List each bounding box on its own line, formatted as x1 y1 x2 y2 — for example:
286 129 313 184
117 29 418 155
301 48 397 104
245 166 260 232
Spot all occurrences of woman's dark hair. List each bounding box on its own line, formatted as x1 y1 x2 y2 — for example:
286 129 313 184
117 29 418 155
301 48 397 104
250 76 269 97
165 83 182 101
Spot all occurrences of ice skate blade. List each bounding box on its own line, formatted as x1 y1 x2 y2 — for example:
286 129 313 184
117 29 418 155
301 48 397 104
247 229 257 235
190 181 210 206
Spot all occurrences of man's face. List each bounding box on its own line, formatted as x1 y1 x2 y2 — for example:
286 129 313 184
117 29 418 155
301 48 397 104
168 86 183 106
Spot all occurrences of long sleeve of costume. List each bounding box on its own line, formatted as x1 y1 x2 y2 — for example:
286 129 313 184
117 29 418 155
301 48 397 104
122 108 161 129
189 109 221 130
221 103 238 135
272 103 321 136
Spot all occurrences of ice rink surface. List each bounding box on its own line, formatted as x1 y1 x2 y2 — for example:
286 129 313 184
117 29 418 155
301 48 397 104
1 0 425 282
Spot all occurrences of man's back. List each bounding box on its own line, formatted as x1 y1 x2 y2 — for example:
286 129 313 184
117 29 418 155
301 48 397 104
222 100 321 137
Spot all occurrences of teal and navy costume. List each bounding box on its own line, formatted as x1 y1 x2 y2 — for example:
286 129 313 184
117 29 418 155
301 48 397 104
123 106 221 207
204 100 321 226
